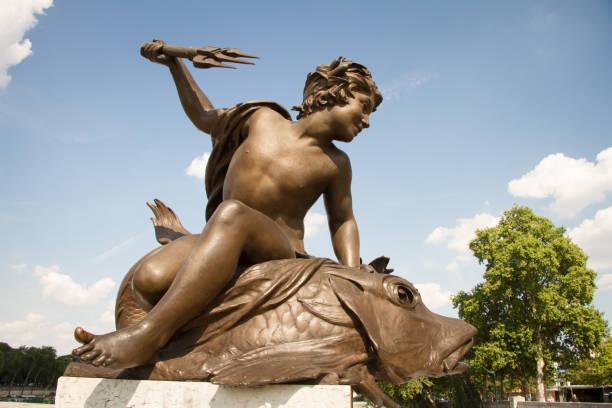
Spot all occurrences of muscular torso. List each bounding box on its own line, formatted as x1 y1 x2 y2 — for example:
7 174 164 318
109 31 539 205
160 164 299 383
222 108 346 252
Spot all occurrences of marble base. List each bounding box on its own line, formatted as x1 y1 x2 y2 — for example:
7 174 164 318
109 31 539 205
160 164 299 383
55 377 352 407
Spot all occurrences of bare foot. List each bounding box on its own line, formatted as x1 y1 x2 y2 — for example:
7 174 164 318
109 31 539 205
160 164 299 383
72 324 160 369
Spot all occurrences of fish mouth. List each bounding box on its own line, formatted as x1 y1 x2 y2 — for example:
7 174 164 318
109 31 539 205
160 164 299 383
441 337 474 375
382 335 474 382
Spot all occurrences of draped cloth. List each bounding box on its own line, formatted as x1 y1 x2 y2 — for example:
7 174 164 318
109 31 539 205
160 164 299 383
205 100 291 220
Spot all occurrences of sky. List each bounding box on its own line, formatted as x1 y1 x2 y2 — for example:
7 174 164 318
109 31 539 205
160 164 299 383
1 0 611 356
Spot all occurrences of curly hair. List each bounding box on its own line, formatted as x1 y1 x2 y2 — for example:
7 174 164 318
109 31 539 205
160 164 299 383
292 57 383 119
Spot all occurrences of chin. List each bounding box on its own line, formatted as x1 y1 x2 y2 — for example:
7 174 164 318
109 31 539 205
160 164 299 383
343 133 357 142
334 130 357 143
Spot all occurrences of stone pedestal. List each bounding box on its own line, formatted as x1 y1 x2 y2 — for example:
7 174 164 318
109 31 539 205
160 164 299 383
55 377 352 408
510 395 525 408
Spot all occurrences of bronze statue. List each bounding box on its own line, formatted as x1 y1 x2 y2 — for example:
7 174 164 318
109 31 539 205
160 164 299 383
68 40 476 408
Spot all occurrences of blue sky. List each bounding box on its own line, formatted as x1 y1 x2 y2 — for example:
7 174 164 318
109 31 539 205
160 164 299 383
1 0 611 356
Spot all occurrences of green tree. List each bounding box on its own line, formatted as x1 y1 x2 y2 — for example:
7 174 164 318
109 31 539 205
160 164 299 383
2 346 25 387
569 336 612 385
453 206 608 401
379 374 482 407
52 354 77 388
0 344 6 375
378 378 436 407
0 342 76 389
448 372 482 408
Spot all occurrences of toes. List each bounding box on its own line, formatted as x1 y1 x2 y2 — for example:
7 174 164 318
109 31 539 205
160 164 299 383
92 354 107 367
72 343 94 356
74 326 94 344
80 349 101 362
102 358 113 367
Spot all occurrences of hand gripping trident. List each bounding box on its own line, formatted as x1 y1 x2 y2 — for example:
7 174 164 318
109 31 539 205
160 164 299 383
140 39 258 69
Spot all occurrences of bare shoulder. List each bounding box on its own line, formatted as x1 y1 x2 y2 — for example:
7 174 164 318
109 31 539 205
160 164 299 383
326 144 352 178
324 145 352 198
248 106 291 126
241 106 290 139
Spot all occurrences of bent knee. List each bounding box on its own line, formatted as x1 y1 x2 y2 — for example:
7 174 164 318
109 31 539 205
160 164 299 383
209 199 250 226
133 261 173 295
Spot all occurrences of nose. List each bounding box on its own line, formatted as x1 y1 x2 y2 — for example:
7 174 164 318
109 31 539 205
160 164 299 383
361 116 370 129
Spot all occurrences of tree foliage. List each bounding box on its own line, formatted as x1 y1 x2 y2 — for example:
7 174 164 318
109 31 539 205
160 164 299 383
0 342 76 388
379 373 481 407
378 377 435 407
453 206 608 400
569 336 612 385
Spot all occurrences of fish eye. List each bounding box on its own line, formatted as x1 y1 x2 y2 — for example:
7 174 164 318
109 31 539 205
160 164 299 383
396 285 414 305
383 277 419 307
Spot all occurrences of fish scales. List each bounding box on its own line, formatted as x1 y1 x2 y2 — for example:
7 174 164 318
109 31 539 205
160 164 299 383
226 277 352 352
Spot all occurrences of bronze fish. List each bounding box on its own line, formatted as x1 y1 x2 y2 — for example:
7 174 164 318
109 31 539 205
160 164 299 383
65 203 476 408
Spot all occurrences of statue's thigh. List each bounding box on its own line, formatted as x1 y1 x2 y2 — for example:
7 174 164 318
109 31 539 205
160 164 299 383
208 200 296 265
239 215 296 265
134 234 201 293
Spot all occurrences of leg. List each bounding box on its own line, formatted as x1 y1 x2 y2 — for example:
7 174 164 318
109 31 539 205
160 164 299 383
73 200 295 369
132 234 200 311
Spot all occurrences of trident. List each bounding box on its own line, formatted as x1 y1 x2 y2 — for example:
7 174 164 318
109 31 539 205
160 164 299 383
140 40 258 69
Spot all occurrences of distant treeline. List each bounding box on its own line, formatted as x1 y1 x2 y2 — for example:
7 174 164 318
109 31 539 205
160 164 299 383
0 342 76 389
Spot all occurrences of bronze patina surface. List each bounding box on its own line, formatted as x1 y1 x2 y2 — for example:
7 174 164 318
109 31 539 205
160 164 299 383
67 40 476 408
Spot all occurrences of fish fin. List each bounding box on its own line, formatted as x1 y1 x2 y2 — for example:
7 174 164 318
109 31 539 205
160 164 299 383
326 267 380 291
298 298 354 327
115 258 151 329
209 334 367 385
368 256 394 274
356 375 400 408
147 199 190 245
328 274 385 352
297 276 354 326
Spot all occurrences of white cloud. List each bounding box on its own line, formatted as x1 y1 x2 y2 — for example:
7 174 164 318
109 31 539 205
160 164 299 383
0 313 43 332
51 321 77 354
0 0 53 89
568 206 612 271
445 255 472 273
597 274 612 291
304 212 326 238
93 235 138 262
426 212 499 272
185 152 210 181
100 300 115 325
508 147 612 218
380 73 435 101
0 315 78 356
426 213 499 254
0 313 46 345
415 283 452 309
0 312 115 356
35 265 115 307
26 312 44 323
10 263 27 273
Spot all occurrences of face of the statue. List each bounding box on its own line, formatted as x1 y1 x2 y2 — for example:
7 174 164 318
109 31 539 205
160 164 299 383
329 92 373 143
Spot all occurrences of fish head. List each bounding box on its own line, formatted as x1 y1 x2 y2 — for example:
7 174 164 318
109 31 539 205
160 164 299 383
328 268 476 384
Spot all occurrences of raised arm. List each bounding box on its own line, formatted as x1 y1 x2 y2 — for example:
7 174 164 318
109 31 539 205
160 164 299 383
141 40 222 135
324 152 360 267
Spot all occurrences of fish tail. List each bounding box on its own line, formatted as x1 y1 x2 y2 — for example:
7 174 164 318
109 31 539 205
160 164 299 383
147 199 191 245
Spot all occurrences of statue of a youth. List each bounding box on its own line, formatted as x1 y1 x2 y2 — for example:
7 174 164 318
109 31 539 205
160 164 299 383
72 40 383 369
